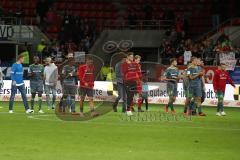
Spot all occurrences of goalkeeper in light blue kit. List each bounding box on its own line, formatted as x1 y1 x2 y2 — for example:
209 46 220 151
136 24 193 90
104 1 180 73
28 56 44 113
9 55 33 114
163 58 180 113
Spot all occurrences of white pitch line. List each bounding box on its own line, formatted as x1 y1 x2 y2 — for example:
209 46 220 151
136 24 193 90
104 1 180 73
28 116 62 122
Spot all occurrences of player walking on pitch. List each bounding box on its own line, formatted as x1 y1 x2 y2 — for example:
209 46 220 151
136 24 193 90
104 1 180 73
134 55 144 112
61 57 77 114
121 52 142 116
44 58 58 110
9 55 33 114
78 57 99 117
183 62 192 115
28 56 44 113
187 57 206 116
113 58 127 112
162 58 180 113
213 63 235 116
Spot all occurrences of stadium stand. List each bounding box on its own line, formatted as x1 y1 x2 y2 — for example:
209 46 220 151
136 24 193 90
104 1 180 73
0 0 239 65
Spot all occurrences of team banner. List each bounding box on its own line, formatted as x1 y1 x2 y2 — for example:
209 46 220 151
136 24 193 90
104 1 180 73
219 52 237 70
0 80 239 107
229 67 240 84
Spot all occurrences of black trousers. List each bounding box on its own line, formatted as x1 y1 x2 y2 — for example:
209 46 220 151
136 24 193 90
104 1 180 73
124 81 137 110
141 98 148 110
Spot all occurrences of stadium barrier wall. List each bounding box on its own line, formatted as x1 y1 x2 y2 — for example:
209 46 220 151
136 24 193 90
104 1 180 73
2 66 240 84
0 80 239 108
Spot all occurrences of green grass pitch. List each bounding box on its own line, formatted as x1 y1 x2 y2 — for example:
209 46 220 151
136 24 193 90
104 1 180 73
0 102 240 160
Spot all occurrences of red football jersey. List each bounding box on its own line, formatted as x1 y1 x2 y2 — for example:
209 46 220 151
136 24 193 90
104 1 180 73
213 69 235 92
121 61 141 82
78 64 94 88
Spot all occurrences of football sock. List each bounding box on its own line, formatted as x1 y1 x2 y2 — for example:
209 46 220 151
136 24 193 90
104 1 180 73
52 95 56 107
218 96 224 112
80 107 84 112
196 98 202 113
31 93 36 110
145 99 148 110
217 103 220 112
137 99 142 109
168 102 174 110
70 96 75 112
183 106 187 113
189 99 195 111
38 97 42 110
198 106 202 113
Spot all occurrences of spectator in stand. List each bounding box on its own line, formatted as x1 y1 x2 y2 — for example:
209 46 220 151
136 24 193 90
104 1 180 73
77 42 85 52
168 28 177 43
42 46 51 59
217 31 233 52
37 39 46 53
176 40 185 55
100 63 111 81
191 43 201 58
65 39 77 54
106 67 116 81
82 36 91 52
46 7 56 25
203 39 215 65
48 41 59 59
214 40 223 53
162 40 175 64
217 30 230 44
37 39 47 60
176 41 185 65
183 39 193 65
19 43 30 65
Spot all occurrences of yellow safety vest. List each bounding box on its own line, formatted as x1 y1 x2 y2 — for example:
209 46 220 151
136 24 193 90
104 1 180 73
20 51 29 64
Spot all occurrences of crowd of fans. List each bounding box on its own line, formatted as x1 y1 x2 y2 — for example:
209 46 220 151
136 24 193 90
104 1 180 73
160 29 240 65
36 1 97 55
